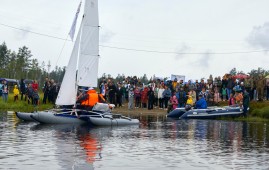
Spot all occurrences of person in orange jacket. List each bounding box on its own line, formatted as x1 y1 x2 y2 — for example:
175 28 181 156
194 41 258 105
77 88 106 110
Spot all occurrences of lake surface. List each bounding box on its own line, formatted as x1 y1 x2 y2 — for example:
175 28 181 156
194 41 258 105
0 113 269 170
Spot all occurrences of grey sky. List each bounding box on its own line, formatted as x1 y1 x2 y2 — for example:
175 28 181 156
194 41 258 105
0 0 268 80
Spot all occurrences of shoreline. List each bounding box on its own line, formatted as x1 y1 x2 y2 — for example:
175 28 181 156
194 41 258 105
1 98 269 121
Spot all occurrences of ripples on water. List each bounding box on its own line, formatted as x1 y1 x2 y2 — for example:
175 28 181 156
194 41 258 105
0 113 268 170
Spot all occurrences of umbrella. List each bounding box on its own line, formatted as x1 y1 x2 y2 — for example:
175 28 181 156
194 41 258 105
233 74 248 79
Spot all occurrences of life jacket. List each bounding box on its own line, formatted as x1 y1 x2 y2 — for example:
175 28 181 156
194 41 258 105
81 90 99 107
81 89 106 107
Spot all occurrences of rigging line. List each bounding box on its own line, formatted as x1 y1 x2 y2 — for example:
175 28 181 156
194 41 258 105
99 45 269 55
0 22 72 41
2 22 269 55
55 34 69 66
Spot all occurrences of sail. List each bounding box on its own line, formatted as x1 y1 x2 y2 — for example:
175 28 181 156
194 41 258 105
77 0 99 87
55 27 82 105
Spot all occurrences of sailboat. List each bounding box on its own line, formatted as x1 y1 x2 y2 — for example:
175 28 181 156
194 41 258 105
18 0 139 126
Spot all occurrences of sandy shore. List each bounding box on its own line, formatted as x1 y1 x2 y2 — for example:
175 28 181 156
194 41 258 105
112 103 168 117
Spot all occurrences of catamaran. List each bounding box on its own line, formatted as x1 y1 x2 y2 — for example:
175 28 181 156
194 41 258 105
17 0 139 126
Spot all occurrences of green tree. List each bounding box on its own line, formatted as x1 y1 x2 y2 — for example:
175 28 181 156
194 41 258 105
17 46 32 78
6 51 17 78
0 42 10 77
229 68 237 76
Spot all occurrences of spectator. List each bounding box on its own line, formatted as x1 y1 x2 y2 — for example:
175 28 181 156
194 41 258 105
221 85 227 101
49 79 57 104
26 84 34 104
158 85 164 109
20 79 26 101
256 74 265 101
128 84 134 110
176 87 186 108
170 94 178 110
226 75 234 99
141 86 148 108
42 77 50 104
116 83 123 107
147 86 155 110
228 93 235 106
108 82 117 105
2 80 8 102
134 87 141 108
162 86 172 110
13 85 19 102
32 89 40 107
32 80 38 91
242 89 250 117
195 94 207 109
214 88 221 105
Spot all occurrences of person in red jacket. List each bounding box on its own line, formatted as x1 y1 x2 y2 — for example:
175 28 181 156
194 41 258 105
32 80 38 91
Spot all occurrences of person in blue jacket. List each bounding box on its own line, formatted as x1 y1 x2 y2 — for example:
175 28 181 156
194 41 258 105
195 94 207 109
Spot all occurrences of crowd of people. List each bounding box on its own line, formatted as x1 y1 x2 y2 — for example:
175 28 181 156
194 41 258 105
0 77 59 106
0 74 268 116
99 74 269 114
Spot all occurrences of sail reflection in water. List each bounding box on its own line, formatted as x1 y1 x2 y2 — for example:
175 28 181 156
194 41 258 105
0 113 269 169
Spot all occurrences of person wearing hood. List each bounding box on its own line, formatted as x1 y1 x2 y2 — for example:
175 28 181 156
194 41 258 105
195 94 207 109
13 85 19 102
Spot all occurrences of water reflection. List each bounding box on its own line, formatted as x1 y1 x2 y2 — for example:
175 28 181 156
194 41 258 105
0 113 268 170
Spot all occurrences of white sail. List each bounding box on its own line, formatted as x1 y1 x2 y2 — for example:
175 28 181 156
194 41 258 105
55 27 82 105
77 0 99 87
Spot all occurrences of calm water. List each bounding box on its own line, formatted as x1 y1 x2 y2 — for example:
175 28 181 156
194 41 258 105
0 113 269 170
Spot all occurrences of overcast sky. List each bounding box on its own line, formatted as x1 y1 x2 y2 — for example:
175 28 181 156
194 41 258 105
0 0 269 81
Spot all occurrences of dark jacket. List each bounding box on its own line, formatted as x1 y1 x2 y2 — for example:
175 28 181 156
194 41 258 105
20 79 26 94
227 78 234 89
176 90 186 103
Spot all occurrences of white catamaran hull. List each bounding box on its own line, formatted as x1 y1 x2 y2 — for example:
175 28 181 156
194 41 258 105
31 111 87 124
16 112 36 121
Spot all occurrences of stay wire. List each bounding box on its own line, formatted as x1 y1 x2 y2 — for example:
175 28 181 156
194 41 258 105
55 34 70 66
0 22 71 41
1 22 269 55
99 45 269 55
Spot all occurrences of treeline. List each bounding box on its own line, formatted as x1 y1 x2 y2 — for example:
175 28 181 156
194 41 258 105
229 67 269 78
99 67 269 85
0 42 65 83
98 73 152 85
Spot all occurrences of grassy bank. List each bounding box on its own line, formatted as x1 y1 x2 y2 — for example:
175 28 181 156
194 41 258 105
0 93 53 112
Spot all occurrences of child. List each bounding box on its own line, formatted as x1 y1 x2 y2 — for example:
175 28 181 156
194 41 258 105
13 85 19 102
222 86 227 101
185 95 193 111
186 95 193 106
214 89 221 105
32 89 40 107
234 91 243 106
170 94 178 111
228 93 235 106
